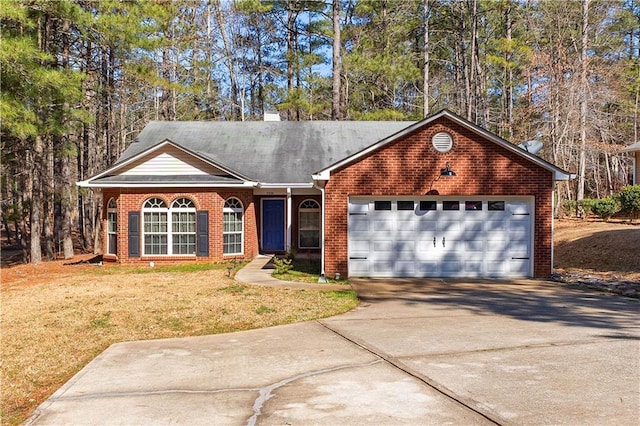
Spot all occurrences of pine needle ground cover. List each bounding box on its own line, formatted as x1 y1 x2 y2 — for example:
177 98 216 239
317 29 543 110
1 262 358 425
554 219 640 281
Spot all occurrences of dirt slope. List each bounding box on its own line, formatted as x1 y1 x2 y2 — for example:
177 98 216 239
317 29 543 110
554 219 640 281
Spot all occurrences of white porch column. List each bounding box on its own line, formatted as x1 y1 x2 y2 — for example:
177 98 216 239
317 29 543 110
286 187 292 252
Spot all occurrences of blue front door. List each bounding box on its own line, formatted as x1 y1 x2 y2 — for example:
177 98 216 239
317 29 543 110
262 199 285 251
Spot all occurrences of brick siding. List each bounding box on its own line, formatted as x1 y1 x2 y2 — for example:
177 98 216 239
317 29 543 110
102 188 258 264
323 117 554 278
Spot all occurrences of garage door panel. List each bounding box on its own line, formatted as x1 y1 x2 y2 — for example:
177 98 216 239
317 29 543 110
486 239 508 252
348 197 533 278
418 261 439 275
419 220 437 232
350 217 370 232
465 240 484 252
486 220 507 232
373 260 394 273
439 221 461 233
373 240 394 252
486 261 505 275
508 259 530 274
395 261 416 275
349 240 370 253
441 261 462 274
349 259 369 275
464 261 483 274
374 220 393 231
397 220 415 231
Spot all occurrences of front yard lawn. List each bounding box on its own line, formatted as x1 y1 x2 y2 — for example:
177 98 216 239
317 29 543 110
1 261 357 425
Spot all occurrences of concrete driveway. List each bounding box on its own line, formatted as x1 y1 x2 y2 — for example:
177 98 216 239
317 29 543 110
27 278 639 425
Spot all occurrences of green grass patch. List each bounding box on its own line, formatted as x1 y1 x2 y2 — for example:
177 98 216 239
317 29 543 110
88 312 112 329
218 284 247 294
93 262 236 275
272 258 349 284
255 305 277 314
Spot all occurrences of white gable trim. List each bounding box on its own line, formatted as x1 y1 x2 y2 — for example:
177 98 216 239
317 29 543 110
122 151 208 176
313 110 573 181
78 139 251 187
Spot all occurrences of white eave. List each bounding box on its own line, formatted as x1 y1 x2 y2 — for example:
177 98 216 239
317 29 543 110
622 142 640 152
77 180 257 188
256 182 315 189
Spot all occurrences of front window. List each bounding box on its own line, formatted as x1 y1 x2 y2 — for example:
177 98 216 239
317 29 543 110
299 199 320 248
142 197 196 256
107 198 117 255
143 198 168 255
171 198 196 254
223 198 243 255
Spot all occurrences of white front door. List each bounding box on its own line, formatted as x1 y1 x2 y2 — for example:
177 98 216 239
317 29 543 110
347 197 534 278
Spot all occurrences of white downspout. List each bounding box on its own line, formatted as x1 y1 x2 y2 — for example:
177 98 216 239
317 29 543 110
286 187 292 252
313 180 326 277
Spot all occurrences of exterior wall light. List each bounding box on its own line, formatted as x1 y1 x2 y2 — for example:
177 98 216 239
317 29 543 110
440 162 456 176
428 162 456 195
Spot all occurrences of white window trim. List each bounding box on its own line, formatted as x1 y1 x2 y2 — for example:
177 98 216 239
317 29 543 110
223 197 244 256
107 198 117 255
141 197 196 256
298 199 321 249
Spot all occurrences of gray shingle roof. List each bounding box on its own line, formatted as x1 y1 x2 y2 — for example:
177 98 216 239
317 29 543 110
117 121 415 183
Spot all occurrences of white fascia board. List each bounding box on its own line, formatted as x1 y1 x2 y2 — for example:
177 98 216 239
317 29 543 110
555 172 576 181
77 181 258 188
312 171 331 181
256 182 314 189
621 143 640 152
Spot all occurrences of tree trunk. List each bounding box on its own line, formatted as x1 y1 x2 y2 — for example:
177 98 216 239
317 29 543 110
423 0 430 117
213 0 241 120
331 0 342 120
30 136 44 264
576 0 589 201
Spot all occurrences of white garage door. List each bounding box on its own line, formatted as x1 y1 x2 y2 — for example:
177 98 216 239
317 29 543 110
348 197 533 278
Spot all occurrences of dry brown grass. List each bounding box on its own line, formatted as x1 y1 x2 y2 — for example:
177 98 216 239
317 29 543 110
0 260 357 425
554 219 640 281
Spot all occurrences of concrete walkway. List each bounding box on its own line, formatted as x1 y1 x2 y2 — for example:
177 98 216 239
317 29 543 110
26 262 640 425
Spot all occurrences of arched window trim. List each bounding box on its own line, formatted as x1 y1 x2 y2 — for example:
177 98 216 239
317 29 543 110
141 197 196 256
298 199 320 249
223 197 244 255
107 198 117 255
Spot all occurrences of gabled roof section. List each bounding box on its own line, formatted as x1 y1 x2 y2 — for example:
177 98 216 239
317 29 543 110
313 109 573 181
78 139 252 188
106 120 414 184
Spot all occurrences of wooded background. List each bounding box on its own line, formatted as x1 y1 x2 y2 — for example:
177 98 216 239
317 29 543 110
2 0 639 263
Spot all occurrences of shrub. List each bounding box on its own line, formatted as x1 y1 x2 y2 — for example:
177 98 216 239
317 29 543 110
273 257 293 274
560 199 577 217
590 197 620 221
617 185 640 221
577 198 595 218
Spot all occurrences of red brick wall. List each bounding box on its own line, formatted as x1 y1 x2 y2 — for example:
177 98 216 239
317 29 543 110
323 117 554 278
101 188 258 264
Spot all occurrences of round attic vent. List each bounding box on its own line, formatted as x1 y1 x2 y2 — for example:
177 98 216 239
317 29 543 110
432 132 453 152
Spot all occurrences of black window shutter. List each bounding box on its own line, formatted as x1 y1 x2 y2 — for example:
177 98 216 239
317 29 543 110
196 211 209 257
128 212 140 257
